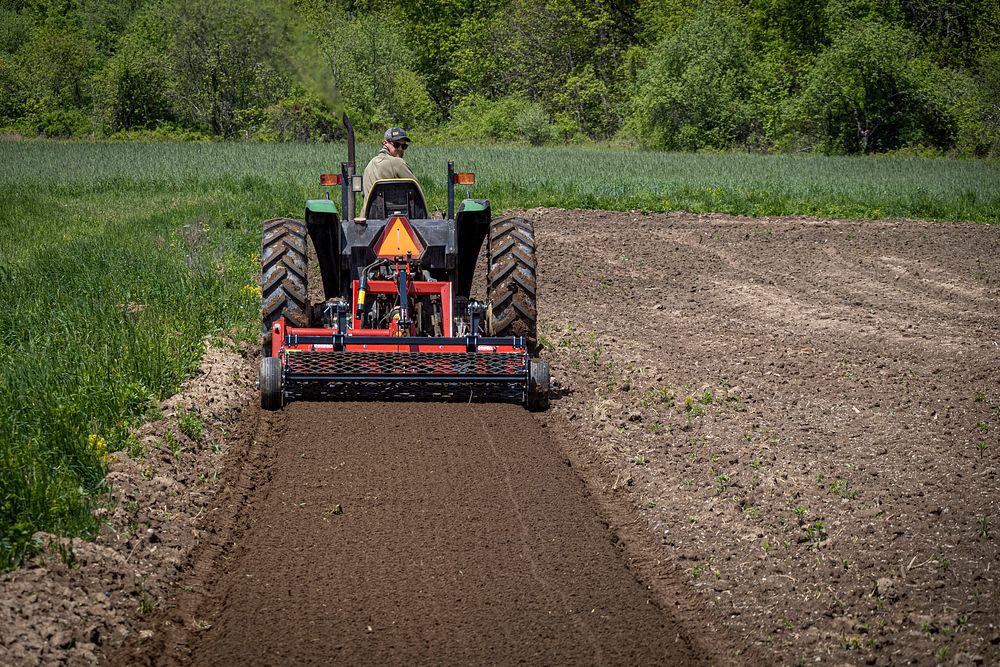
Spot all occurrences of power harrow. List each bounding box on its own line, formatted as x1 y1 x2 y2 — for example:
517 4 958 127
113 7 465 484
259 114 549 410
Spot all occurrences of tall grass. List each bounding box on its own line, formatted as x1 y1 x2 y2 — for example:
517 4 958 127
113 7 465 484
423 146 999 222
0 145 278 568
0 140 996 568
4 142 996 222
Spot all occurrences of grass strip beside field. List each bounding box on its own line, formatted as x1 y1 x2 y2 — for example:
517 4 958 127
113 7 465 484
0 140 996 569
0 165 273 568
4 142 998 223
421 146 1000 223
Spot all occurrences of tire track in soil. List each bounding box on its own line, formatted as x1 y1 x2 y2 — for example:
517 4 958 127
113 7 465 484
165 402 712 665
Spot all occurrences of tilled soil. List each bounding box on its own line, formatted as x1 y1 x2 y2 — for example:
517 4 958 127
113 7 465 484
531 210 1000 665
3 209 998 666
179 403 713 665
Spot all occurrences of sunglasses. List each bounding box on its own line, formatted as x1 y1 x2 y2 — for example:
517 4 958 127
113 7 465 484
391 141 408 150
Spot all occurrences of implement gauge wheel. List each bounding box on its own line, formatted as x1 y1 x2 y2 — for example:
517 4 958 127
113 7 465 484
527 358 550 412
487 216 538 352
260 357 283 410
261 217 309 356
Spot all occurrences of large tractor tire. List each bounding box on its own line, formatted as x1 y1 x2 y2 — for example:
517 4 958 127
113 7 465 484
486 216 538 351
261 217 309 356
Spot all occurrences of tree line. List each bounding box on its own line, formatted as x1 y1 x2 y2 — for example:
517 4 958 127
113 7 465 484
1 0 997 155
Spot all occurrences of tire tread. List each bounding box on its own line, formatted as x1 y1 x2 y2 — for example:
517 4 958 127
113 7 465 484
487 215 537 351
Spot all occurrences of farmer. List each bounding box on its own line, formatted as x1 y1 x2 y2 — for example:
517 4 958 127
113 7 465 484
362 127 416 201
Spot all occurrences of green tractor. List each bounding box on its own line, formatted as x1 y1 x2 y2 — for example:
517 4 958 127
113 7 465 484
260 114 548 410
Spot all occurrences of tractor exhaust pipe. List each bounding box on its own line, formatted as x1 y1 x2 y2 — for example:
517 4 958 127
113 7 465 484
343 112 356 219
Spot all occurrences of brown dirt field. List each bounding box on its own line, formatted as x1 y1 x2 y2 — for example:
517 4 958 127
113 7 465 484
3 209 998 666
530 210 1000 665
156 403 720 665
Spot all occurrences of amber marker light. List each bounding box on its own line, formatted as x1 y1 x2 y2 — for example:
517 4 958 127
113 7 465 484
319 173 342 186
453 172 476 185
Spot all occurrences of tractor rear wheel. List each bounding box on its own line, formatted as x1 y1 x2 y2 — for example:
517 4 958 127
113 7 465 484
260 357 283 410
261 217 309 356
486 216 537 351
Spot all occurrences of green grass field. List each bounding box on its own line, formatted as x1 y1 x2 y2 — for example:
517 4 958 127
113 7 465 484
4 142 999 221
0 140 997 569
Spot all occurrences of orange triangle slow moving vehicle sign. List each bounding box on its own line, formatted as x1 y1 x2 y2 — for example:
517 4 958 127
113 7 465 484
374 215 426 259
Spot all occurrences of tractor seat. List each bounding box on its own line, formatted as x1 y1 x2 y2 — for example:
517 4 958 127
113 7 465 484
363 179 428 220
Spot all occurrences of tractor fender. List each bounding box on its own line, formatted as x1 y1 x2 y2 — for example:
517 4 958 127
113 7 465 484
454 199 491 301
305 200 342 299
306 198 339 219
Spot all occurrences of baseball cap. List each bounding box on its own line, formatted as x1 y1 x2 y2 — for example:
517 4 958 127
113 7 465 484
384 127 411 144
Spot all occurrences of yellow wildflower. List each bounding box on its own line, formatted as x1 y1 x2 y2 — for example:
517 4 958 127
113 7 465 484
88 434 110 464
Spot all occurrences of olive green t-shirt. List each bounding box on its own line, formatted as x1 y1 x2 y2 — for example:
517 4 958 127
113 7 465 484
362 147 416 201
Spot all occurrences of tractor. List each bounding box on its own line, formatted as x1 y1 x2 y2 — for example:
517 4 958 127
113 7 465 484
258 114 549 410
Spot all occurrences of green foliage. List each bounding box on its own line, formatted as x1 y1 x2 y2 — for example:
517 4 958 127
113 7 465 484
626 4 757 150
94 4 178 132
177 409 204 443
254 90 341 143
963 52 1000 157
170 0 292 138
297 2 438 133
492 0 624 138
0 54 28 124
438 94 556 145
635 0 699 43
899 0 1000 68
75 0 148 59
517 104 557 146
19 21 100 112
823 0 905 31
746 0 829 55
791 20 955 154
28 107 91 137
0 0 995 152
555 64 613 139
433 7 508 104
0 9 33 55
830 479 860 499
